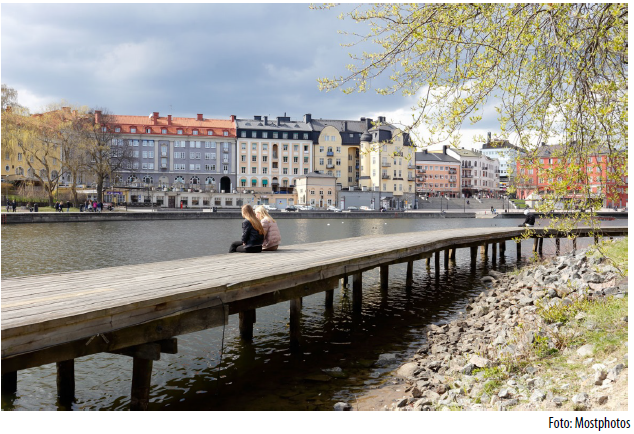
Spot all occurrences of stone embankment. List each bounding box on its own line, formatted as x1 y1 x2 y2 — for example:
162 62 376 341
346 243 628 411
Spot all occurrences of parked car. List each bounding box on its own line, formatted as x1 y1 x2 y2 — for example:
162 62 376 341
285 205 298 212
347 206 358 210
327 205 342 212
263 204 277 211
359 206 373 211
303 205 316 211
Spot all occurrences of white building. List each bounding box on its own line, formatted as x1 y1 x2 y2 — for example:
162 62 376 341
445 147 501 197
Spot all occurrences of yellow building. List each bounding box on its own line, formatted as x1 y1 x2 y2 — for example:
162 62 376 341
358 120 417 208
295 171 337 208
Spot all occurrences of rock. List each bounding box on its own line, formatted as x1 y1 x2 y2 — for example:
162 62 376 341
607 363 625 380
518 297 533 306
410 387 423 399
597 396 609 405
552 396 568 406
525 366 538 375
499 398 518 408
481 276 496 283
594 370 607 385
572 393 588 404
435 384 448 395
322 367 348 379
333 402 352 411
577 344 595 357
461 363 476 375
395 362 419 379
376 353 399 366
498 388 513 399
395 397 409 408
469 355 492 368
530 390 547 402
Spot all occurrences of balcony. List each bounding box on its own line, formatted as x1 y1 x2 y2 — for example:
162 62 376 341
326 151 334 156
326 164 335 169
381 174 391 179
408 175 416 181
448 169 457 174
223 148 229 153
381 162 391 167
417 169 426 174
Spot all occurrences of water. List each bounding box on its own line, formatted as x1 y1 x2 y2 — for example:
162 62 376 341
1 217 622 410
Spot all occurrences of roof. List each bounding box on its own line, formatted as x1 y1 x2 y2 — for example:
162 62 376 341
446 147 482 157
415 151 460 164
106 113 235 137
310 119 368 133
236 117 312 132
481 140 523 152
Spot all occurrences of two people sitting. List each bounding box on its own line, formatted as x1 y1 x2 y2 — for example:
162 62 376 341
228 204 281 253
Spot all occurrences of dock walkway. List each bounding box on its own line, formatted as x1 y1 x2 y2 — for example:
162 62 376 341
1 225 627 409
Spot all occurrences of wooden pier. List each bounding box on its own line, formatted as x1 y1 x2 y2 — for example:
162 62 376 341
1 226 627 409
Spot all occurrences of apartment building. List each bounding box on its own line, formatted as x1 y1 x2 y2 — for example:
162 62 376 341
308 115 368 189
445 147 500 198
104 111 237 197
358 117 416 208
235 115 312 194
415 147 461 197
515 143 628 208
295 171 337 208
481 138 523 192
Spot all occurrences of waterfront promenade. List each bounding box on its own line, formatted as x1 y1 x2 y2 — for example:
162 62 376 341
1 225 626 409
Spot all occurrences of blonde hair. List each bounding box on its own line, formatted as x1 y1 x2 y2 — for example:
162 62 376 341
242 204 265 235
254 205 276 223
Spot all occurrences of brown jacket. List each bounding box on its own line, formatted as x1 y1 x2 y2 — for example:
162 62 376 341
261 218 281 250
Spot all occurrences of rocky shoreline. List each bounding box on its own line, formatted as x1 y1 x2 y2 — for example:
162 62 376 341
340 242 629 411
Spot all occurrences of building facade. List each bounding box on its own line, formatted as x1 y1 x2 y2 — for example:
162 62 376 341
308 115 368 189
515 144 628 208
235 115 312 195
481 139 522 193
445 147 500 198
295 171 337 208
415 147 461 197
103 111 237 207
358 118 416 209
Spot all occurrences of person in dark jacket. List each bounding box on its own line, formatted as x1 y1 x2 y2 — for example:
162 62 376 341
228 204 265 253
519 209 536 227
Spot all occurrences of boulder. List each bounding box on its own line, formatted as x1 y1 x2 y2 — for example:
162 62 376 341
469 355 492 368
395 362 419 379
333 402 352 411
576 344 595 357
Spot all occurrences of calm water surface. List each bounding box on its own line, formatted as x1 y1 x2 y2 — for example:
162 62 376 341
1 217 620 410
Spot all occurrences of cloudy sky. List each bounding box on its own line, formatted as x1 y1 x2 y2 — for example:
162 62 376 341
2 3 499 149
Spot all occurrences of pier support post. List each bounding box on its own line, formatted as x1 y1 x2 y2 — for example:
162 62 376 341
130 357 153 411
538 237 544 255
470 246 477 267
449 248 456 260
406 260 414 290
499 242 506 258
239 309 256 341
572 238 577 256
289 298 301 348
325 289 334 308
426 257 431 268
444 249 449 270
481 244 488 259
380 265 389 291
533 237 539 253
555 238 560 255
56 359 75 403
1 371 17 395
342 275 349 287
434 251 440 276
491 242 497 262
516 241 521 261
352 272 362 313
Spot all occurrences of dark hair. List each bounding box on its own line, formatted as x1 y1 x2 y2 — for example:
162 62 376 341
242 204 265 235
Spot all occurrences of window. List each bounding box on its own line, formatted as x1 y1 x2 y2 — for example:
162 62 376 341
303 133 308 140
241 167 246 173
273 132 278 139
283 133 288 139
241 155 246 162
193 130 199 135
241 131 246 138
262 156 268 162
208 130 213 136
293 144 298 151
223 131 228 136
293 133 298 139
293 157 298 163
263 132 268 139
17 153 23 161
262 143 268 150
283 144 288 151
262 167 268 174
241 143 246 150
304 157 308 163
252 143 257 150
252 167 257 173
319 158 324 165
252 131 257 138
206 164 216 171
131 127 137 133
283 156 288 163
283 168 288 174
177 129 183 135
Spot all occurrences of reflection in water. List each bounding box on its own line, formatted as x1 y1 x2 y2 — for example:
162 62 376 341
1 217 622 410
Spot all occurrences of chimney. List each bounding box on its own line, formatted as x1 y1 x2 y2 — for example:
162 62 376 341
263 116 268 125
360 117 366 121
95 110 102 124
487 132 491 144
378 116 386 123
254 115 261 121
153 111 159 125
304 113 312 123
365 118 372 130
230 115 236 122
197 114 203 121
343 121 348 131
423 149 428 154
443 145 448 154
167 115 172 125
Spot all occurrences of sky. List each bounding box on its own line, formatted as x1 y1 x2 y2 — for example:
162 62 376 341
1 2 501 150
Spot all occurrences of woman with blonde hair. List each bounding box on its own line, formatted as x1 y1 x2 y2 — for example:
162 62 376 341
228 204 265 253
255 205 282 251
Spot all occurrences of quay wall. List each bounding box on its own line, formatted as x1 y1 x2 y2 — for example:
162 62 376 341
1 211 475 224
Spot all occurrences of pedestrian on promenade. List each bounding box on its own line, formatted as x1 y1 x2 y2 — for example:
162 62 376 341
92 201 97 212
519 209 536 227
67 201 71 212
98 201 103 213
228 204 264 253
255 205 281 251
